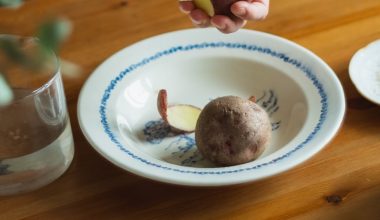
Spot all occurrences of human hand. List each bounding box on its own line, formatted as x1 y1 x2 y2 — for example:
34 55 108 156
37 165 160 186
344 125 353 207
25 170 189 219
179 0 269 34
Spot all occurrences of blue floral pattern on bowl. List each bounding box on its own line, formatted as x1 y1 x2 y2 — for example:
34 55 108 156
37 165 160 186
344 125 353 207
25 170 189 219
142 89 281 167
98 41 329 175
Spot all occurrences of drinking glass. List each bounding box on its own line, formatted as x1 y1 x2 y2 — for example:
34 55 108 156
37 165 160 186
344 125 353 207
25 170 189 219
0 35 74 195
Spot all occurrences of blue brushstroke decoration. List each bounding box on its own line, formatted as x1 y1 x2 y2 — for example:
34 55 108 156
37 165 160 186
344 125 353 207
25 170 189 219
99 41 328 175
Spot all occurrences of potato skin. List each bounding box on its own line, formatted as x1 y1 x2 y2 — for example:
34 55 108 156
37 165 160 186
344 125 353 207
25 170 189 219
195 96 271 166
212 0 239 17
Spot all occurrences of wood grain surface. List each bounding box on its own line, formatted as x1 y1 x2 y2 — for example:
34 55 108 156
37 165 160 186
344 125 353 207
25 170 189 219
1 0 380 219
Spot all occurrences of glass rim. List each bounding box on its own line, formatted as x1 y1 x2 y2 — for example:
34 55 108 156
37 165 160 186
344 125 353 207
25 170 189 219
0 34 61 102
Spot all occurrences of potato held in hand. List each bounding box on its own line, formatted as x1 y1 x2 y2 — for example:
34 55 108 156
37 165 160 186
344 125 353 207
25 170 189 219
195 96 271 166
193 0 239 17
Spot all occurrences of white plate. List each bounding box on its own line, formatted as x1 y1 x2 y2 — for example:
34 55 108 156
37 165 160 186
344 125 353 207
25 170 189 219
349 39 380 105
78 28 345 186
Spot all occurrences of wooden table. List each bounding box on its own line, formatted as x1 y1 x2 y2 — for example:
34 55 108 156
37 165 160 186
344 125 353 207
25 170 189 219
1 0 380 219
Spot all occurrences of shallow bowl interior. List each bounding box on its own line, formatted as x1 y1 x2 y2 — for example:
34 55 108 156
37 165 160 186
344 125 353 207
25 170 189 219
78 29 345 186
113 56 309 167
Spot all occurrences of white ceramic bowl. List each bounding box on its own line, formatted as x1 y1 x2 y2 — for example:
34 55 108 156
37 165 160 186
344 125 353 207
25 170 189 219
78 29 345 186
349 39 380 105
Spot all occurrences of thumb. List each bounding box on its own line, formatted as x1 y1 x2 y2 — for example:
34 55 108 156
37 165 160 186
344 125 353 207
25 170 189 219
231 1 269 21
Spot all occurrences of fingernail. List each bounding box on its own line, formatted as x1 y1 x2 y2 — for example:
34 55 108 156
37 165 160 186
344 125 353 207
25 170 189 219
190 17 204 25
233 6 246 16
211 21 225 29
179 6 189 14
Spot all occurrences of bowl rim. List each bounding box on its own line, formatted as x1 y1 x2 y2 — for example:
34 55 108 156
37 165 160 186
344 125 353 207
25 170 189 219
77 28 346 186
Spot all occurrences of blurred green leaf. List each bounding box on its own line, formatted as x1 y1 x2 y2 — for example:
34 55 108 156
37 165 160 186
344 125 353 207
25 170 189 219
37 18 72 52
0 17 73 71
0 74 13 106
60 59 81 77
0 36 44 70
0 37 27 65
0 16 78 87
0 0 23 8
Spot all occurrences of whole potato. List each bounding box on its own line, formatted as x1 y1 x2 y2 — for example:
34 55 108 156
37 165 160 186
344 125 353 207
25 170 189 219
195 96 271 166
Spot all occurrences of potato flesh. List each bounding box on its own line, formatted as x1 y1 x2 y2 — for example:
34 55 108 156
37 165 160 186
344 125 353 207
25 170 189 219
193 0 215 16
167 105 201 132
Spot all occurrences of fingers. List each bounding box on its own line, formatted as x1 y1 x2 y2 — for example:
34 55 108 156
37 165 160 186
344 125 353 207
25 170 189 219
178 1 194 14
189 9 210 27
178 0 269 34
231 0 270 21
179 1 210 28
211 15 247 34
